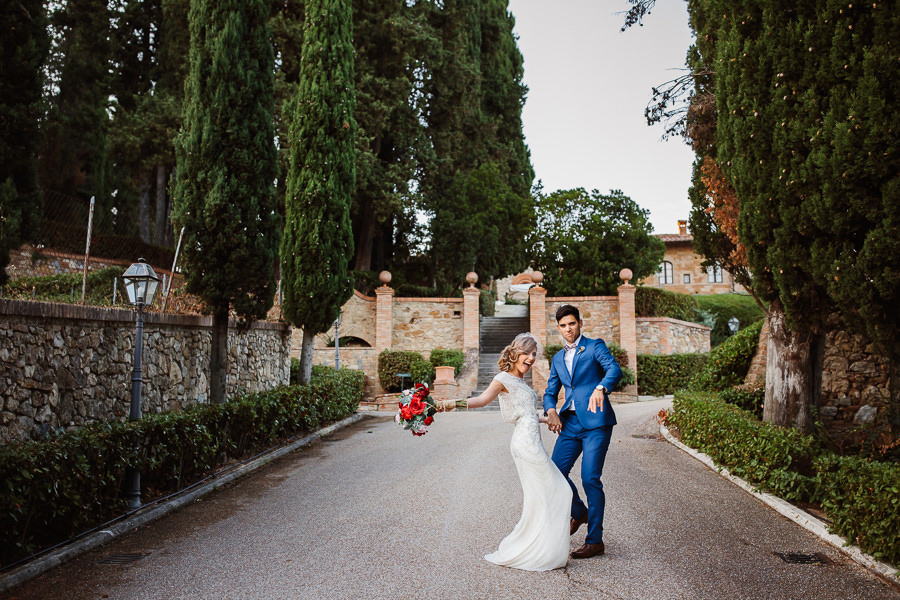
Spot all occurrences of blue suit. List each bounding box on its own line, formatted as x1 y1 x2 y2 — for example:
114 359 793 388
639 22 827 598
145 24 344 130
543 336 622 545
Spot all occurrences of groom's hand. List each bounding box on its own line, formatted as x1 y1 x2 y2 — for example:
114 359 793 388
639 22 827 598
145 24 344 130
589 388 605 413
546 409 562 434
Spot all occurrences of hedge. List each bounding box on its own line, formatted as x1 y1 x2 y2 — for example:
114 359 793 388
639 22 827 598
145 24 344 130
0 365 364 567
5 267 124 305
636 353 709 396
378 350 434 391
689 320 762 391
634 286 699 322
668 391 900 566
695 294 764 347
429 348 465 375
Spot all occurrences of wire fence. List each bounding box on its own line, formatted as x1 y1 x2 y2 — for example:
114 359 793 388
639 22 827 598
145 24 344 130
3 189 284 319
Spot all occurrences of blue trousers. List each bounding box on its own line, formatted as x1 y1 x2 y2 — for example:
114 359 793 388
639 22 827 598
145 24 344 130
550 413 613 545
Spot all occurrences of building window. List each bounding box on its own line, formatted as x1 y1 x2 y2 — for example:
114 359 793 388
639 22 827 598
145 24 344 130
658 261 673 285
707 265 723 283
683 273 691 284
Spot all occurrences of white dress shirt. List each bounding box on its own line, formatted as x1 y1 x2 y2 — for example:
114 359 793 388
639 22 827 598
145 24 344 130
560 335 582 412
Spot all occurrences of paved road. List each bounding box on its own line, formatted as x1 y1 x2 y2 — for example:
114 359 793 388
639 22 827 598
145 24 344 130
5 400 898 600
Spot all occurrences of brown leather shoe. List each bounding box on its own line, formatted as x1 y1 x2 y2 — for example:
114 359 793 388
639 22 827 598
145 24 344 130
571 542 605 559
570 513 588 536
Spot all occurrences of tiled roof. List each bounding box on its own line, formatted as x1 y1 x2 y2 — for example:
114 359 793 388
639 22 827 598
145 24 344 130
656 233 694 243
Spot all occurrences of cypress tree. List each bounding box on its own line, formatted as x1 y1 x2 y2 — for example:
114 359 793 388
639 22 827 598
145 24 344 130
691 0 899 429
0 0 48 285
172 0 281 404
281 0 356 384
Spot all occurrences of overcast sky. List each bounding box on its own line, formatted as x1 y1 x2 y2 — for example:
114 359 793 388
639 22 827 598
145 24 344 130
507 0 696 234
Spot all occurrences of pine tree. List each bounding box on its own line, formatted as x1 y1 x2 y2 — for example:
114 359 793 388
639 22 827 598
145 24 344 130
0 0 48 285
281 0 356 384
172 0 281 404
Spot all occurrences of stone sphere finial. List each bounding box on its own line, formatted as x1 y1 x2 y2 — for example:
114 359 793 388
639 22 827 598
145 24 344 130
531 271 544 286
619 268 633 284
379 270 392 286
465 272 478 288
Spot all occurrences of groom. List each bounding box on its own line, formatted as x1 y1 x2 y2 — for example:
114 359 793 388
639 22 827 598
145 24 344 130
543 304 622 559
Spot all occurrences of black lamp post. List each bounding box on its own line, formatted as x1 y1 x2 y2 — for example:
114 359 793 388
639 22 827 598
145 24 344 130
122 258 160 509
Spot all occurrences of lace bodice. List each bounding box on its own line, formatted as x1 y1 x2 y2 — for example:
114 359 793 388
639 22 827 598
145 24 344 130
495 371 539 425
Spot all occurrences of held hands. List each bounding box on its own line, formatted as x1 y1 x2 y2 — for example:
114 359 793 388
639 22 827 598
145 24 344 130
546 410 562 434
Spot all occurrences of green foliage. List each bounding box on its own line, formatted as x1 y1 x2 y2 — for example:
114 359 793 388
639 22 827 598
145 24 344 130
636 353 710 396
0 0 47 284
718 384 764 418
690 320 762 392
281 0 356 335
480 289 496 317
531 189 665 296
634 286 699 322
5 267 125 305
607 341 628 367
429 349 465 376
669 391 819 503
670 390 900 565
0 366 363 566
290 357 301 385
695 294 764 347
378 350 434 391
815 454 900 566
544 344 562 362
172 0 281 321
616 366 636 391
429 162 533 289
693 0 900 356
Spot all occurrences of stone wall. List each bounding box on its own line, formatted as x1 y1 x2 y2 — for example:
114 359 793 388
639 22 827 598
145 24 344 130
819 326 895 437
392 298 464 352
636 317 711 355
543 297 620 348
0 299 290 444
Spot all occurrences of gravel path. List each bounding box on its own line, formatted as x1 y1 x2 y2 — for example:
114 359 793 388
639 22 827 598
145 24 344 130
5 399 898 600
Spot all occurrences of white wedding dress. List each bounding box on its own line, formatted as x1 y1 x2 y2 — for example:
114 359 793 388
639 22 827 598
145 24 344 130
484 371 572 571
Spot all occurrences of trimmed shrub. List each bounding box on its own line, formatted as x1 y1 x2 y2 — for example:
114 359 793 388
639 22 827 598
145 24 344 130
636 353 709 396
378 349 434 391
0 366 364 566
695 294 765 347
635 286 699 322
815 454 900 566
668 390 900 566
689 320 763 391
429 348 465 376
668 391 819 502
718 384 764 418
544 343 562 361
480 288 496 316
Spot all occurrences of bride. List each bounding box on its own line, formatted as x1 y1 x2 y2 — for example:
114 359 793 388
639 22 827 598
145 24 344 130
457 333 572 571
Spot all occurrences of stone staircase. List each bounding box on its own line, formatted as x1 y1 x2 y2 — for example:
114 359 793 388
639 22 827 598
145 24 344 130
469 314 531 409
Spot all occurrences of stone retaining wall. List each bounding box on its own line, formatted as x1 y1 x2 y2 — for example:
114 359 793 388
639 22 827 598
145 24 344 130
636 317 711 355
0 299 290 444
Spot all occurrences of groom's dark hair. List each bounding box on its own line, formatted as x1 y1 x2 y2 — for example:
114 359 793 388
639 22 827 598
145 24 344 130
555 304 580 322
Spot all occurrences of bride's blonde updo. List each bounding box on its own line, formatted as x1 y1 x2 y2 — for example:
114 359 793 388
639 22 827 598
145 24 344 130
497 333 541 373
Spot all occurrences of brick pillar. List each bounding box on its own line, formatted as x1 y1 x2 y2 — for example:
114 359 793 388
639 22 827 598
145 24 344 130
617 269 638 400
462 287 480 351
375 273 394 353
529 273 548 394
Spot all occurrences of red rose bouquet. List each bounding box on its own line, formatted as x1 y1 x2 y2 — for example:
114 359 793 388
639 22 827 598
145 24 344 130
395 383 438 436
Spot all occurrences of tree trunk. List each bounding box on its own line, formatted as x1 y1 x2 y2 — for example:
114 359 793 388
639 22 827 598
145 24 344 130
154 163 169 246
762 305 821 431
298 327 315 384
138 171 151 243
353 210 377 271
210 306 229 404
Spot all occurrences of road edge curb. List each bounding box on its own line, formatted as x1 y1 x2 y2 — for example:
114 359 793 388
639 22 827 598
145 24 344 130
0 413 370 593
659 423 899 587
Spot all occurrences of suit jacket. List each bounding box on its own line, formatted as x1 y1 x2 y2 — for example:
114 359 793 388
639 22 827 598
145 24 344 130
542 336 622 429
